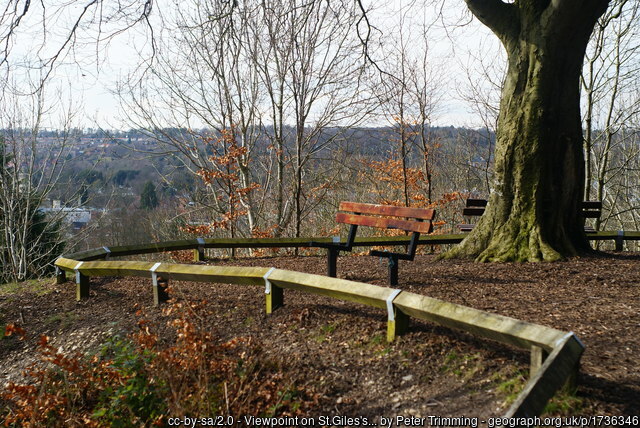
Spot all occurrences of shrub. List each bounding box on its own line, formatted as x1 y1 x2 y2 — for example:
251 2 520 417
1 301 317 426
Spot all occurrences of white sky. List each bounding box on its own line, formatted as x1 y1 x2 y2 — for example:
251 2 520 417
4 0 503 130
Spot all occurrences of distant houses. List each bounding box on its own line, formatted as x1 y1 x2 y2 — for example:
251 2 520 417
41 200 96 231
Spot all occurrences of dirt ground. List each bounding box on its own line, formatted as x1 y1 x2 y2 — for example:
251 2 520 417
1 250 639 422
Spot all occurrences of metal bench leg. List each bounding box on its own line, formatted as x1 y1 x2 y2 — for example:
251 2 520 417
388 256 399 286
328 248 338 277
615 230 624 251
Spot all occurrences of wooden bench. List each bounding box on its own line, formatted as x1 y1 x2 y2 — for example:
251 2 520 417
457 198 488 233
457 199 602 233
581 201 602 232
311 202 435 285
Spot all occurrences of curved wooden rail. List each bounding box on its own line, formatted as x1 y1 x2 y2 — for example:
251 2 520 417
62 231 639 263
55 237 588 417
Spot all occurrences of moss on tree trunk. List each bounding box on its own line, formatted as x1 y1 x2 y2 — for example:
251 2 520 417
446 0 610 262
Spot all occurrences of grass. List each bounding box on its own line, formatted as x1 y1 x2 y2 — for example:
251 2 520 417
492 368 527 406
0 277 53 297
1 277 55 339
543 391 584 415
441 350 484 379
314 322 337 343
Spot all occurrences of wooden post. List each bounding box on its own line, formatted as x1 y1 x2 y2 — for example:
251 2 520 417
193 247 206 262
75 270 90 301
265 285 283 314
193 238 206 262
55 267 66 284
153 276 170 306
530 345 549 379
387 309 409 342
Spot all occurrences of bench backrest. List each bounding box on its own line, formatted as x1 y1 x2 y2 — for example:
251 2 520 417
581 201 602 218
462 199 602 219
336 202 434 234
462 198 488 216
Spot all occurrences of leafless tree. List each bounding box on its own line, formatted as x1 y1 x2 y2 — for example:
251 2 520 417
121 0 374 240
581 0 640 235
0 81 84 282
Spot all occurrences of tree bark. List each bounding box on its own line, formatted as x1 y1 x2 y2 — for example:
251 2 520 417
447 0 610 261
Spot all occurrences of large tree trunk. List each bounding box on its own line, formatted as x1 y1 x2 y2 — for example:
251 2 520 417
447 0 610 261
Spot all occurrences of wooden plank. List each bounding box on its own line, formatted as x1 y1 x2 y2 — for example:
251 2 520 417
339 202 435 220
463 207 485 216
67 248 110 261
336 212 432 233
466 198 488 207
105 240 197 257
198 234 465 248
61 235 471 262
63 260 160 277
581 201 602 210
582 211 601 218
506 334 584 417
56 259 271 287
56 257 86 270
268 269 397 309
623 231 640 240
155 264 270 285
458 224 475 232
392 292 566 351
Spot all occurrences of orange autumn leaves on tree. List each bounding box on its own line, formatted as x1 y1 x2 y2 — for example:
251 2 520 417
363 158 428 207
182 128 259 238
1 301 317 426
360 156 463 234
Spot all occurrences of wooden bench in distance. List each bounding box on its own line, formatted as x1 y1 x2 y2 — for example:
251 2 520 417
311 202 435 286
458 199 602 233
581 201 602 233
458 198 488 233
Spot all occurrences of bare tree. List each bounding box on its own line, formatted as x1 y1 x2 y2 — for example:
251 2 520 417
0 81 83 282
119 1 265 239
581 0 640 234
374 13 444 207
121 0 373 240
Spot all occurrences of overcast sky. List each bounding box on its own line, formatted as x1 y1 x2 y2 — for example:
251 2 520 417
4 0 503 130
